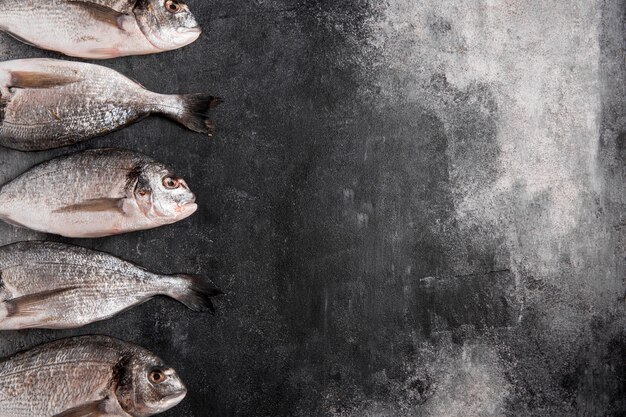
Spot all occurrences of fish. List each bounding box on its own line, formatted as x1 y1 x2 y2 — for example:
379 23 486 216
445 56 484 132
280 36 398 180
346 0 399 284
0 0 202 59
0 335 187 417
0 148 198 237
0 58 221 151
0 241 222 330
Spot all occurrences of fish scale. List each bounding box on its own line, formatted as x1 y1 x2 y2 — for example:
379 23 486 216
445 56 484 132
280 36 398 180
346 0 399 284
0 335 187 417
0 63 153 148
0 148 199 237
0 58 220 151
0 241 221 330
0 362 111 416
0 0 202 59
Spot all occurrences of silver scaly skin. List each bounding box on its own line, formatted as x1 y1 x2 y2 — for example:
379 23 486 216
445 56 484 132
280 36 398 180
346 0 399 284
0 335 187 417
0 58 220 151
0 148 198 237
0 0 202 59
0 241 221 330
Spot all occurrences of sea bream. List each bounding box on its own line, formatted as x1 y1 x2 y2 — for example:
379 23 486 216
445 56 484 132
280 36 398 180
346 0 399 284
0 58 221 151
0 148 198 237
0 0 202 59
0 241 222 330
0 335 187 417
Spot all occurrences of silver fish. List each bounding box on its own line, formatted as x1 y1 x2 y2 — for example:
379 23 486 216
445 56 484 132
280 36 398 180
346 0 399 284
0 335 187 417
0 148 198 238
0 0 202 59
0 58 221 151
0 241 221 330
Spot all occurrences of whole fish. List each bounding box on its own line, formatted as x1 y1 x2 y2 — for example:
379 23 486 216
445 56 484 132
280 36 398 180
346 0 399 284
0 241 222 330
0 148 198 237
0 58 221 151
0 335 187 417
0 0 202 59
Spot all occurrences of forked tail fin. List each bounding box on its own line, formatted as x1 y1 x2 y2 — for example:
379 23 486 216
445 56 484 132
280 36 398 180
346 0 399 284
168 94 223 136
171 274 223 313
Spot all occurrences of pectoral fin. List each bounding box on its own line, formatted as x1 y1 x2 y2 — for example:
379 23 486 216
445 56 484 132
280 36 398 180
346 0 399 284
9 71 78 89
4 287 78 319
52 397 129 417
87 48 122 59
5 32 39 48
0 215 27 229
53 198 126 214
68 1 131 30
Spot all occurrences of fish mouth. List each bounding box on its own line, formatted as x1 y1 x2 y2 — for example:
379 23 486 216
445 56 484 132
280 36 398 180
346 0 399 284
175 202 198 216
177 26 202 34
174 26 202 45
161 389 187 408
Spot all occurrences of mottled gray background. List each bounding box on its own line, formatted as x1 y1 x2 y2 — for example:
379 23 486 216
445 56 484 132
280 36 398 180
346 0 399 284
0 0 624 416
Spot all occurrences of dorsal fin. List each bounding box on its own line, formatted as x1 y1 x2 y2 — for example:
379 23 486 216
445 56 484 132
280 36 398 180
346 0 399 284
9 71 78 89
67 1 132 30
52 396 130 417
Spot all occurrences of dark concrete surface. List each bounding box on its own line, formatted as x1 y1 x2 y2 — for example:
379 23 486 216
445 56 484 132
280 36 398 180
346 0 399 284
0 1 624 416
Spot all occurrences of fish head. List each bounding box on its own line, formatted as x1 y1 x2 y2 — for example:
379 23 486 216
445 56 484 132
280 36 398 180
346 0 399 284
134 0 202 51
133 163 198 223
117 356 188 416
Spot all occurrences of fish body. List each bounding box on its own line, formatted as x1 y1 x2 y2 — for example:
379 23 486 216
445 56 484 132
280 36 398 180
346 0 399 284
0 148 198 237
0 58 220 151
0 241 221 330
0 0 202 59
0 335 187 417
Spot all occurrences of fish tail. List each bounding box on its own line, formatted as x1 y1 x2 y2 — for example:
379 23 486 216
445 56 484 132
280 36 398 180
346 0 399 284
168 94 223 136
172 274 223 313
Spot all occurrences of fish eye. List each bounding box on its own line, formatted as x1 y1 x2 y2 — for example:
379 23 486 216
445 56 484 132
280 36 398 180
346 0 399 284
149 369 167 384
162 176 180 189
165 0 182 13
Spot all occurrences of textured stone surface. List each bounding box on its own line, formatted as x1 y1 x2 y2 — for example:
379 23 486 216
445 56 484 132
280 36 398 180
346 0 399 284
0 1 624 416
